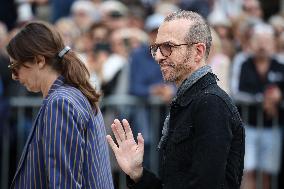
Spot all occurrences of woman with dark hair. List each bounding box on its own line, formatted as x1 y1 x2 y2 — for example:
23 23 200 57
7 21 114 189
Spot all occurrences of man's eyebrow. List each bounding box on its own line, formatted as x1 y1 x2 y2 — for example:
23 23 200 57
155 41 172 45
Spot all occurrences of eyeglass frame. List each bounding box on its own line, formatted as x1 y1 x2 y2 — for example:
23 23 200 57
149 41 199 58
8 60 30 76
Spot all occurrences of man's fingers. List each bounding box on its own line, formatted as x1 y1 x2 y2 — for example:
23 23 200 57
114 119 126 141
106 135 118 153
111 123 122 145
122 119 134 140
137 133 144 153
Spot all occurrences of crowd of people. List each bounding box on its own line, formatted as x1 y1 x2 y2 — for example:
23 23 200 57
1 0 284 188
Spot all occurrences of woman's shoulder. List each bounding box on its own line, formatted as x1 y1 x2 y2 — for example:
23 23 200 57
47 85 88 107
45 85 95 120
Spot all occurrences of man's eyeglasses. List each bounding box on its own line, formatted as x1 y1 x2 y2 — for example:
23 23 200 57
149 42 198 58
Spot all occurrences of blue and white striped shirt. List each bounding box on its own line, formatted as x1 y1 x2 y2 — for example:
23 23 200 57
11 76 114 189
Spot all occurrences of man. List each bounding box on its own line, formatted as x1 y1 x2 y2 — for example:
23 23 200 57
106 11 245 189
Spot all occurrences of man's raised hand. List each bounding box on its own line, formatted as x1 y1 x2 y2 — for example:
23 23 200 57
106 119 144 182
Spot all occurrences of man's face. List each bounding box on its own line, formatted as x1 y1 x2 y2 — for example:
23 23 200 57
154 19 197 86
251 33 275 59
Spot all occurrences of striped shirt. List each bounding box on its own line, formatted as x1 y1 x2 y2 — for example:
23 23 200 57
11 76 114 189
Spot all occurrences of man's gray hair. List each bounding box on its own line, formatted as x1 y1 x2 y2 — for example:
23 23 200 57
164 10 212 59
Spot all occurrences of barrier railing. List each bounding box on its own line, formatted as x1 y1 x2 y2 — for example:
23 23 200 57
1 95 283 189
233 93 284 189
0 95 167 189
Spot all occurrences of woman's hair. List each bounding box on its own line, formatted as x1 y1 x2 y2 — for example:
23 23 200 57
6 21 100 109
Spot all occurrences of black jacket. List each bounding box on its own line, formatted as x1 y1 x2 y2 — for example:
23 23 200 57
127 73 245 189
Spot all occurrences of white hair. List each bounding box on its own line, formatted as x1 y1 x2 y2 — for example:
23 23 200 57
252 23 274 36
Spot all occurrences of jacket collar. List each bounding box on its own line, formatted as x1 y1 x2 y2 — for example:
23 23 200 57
171 65 215 106
174 72 218 107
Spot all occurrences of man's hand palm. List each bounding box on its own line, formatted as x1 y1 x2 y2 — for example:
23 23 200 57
106 119 144 180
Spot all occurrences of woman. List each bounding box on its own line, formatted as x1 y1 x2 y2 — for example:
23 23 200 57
7 21 114 189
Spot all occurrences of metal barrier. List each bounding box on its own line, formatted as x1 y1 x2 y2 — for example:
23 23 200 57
1 95 283 189
0 95 167 189
233 95 284 189
101 95 167 188
1 97 42 189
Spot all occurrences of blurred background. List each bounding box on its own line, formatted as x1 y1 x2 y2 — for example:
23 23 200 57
1 0 284 188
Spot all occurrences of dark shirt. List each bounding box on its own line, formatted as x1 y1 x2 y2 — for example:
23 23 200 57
0 0 17 30
238 57 284 127
51 0 75 23
127 73 245 189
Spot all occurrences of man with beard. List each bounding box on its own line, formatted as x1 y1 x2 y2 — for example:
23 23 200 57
107 10 245 189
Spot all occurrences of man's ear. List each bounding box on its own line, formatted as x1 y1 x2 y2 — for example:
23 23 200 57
194 43 206 63
35 55 46 69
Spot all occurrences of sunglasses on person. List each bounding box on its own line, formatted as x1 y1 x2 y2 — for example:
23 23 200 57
149 42 198 58
8 61 30 76
8 61 21 76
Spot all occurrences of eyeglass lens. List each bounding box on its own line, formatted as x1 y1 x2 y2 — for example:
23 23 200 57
151 43 172 57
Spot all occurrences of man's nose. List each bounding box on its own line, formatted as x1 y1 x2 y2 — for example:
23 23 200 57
154 48 166 62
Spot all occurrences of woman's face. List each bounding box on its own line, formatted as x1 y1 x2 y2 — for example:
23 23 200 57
9 58 42 93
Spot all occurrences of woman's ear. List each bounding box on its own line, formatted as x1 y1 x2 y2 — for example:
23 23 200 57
35 55 46 69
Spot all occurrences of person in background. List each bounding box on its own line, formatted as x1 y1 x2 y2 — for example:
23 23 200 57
7 21 114 189
99 0 129 31
107 10 245 189
207 28 231 93
54 17 80 48
50 0 75 23
70 0 99 34
129 12 175 105
0 0 17 30
207 9 235 59
231 23 284 189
